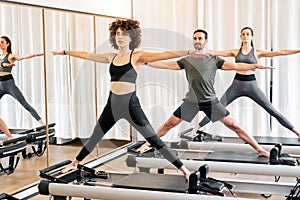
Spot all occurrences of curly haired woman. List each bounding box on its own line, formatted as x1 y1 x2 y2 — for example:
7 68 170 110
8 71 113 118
53 19 198 180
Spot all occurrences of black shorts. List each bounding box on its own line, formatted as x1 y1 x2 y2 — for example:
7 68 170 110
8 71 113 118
173 98 229 122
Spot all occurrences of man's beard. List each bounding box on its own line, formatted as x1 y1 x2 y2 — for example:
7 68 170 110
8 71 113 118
194 44 204 50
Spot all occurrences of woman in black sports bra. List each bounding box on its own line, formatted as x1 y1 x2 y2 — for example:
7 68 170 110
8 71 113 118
53 18 196 180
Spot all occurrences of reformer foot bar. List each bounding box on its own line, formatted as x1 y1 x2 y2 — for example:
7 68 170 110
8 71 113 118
18 123 56 158
0 136 27 174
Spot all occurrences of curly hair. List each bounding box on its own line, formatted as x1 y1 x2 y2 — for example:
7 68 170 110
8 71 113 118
109 19 141 50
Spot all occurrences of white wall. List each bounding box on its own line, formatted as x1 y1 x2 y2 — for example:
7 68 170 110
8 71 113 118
3 0 132 18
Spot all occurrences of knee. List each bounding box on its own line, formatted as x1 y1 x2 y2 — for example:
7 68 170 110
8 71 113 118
164 119 178 130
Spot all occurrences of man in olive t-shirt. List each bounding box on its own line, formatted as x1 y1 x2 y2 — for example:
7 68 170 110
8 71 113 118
138 29 272 157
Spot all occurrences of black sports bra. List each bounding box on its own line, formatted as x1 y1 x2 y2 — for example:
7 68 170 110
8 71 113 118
109 51 137 83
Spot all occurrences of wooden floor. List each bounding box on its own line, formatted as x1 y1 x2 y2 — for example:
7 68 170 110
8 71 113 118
0 139 293 199
0 139 126 195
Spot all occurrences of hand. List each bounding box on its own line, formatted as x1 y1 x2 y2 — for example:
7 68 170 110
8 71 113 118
61 160 79 173
1 62 15 67
256 64 275 69
52 51 65 56
136 142 151 153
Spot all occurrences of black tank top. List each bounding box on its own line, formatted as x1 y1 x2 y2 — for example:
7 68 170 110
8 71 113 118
235 47 257 64
110 51 137 83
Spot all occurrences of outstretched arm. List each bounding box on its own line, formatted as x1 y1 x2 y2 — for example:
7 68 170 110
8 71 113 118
12 53 44 61
257 49 300 59
146 61 181 70
221 61 274 71
135 50 197 65
52 50 114 64
206 49 237 57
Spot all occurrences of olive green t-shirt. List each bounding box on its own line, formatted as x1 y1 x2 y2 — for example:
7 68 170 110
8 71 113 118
177 55 225 103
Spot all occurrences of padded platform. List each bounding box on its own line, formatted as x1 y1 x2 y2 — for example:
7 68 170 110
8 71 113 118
199 151 269 164
253 136 300 146
113 173 188 193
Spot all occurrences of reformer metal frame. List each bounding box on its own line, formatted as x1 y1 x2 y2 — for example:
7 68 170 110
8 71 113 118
10 143 132 200
0 136 27 174
38 181 254 200
126 155 298 197
7 141 300 199
185 140 300 155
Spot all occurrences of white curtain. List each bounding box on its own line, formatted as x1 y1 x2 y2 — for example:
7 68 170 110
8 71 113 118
197 0 272 137
132 0 299 141
0 5 45 128
1 0 300 142
132 0 200 141
271 0 300 137
46 11 98 140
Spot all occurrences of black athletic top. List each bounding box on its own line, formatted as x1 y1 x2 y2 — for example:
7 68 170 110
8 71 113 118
110 51 137 83
0 54 13 73
235 47 257 64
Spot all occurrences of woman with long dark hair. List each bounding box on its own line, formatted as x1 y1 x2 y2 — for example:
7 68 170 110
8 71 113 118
0 36 45 125
197 27 300 139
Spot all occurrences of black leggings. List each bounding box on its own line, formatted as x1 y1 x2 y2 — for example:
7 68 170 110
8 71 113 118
199 74 294 130
76 91 183 169
0 75 42 121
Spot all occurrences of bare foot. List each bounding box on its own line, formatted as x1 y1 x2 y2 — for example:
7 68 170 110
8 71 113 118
7 135 13 140
61 163 78 173
180 165 191 182
136 142 151 153
258 149 269 158
184 171 191 182
39 119 46 126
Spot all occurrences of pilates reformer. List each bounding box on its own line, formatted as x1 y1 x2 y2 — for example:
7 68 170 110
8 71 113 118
37 146 300 200
4 141 299 200
175 128 300 155
0 123 56 157
126 142 300 198
0 123 56 158
127 141 299 190
19 122 56 158
37 161 240 200
181 128 300 146
0 123 56 176
129 141 298 167
0 136 27 175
